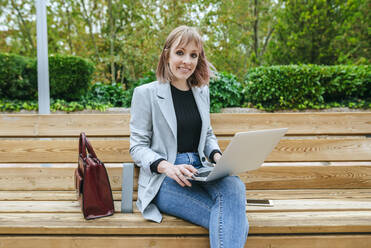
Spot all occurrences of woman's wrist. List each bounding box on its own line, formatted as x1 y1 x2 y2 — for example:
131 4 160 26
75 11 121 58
213 152 222 163
157 160 173 174
209 150 222 163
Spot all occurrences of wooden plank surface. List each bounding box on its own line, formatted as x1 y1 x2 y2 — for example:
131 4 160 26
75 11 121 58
0 114 131 137
0 199 370 213
211 113 371 136
2 189 371 201
0 235 370 248
1 112 371 136
241 165 371 189
1 138 370 163
0 211 370 234
1 163 370 190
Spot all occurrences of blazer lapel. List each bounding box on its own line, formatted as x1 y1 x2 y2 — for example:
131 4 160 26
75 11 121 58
156 82 177 139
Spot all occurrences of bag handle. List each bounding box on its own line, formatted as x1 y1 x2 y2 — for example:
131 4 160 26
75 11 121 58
79 132 98 159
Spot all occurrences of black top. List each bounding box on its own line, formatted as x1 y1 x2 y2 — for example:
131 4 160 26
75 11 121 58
150 84 221 173
171 84 202 153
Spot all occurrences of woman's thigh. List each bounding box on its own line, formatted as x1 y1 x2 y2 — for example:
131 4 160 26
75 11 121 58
202 176 246 197
153 176 213 229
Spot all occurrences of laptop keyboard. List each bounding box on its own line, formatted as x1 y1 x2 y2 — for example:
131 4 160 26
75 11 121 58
196 170 211 177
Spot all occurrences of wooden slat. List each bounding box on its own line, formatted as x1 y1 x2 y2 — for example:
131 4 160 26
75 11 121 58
0 166 125 191
0 236 210 248
212 113 371 135
1 163 370 190
250 211 371 234
246 189 371 200
1 235 371 248
0 201 129 213
245 199 371 212
1 138 370 163
0 199 370 213
1 113 371 137
242 165 371 190
0 191 126 201
244 235 371 248
0 139 130 163
0 114 131 137
0 211 370 234
2 189 371 201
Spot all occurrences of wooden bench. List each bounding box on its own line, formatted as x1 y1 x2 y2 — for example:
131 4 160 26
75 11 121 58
0 112 371 247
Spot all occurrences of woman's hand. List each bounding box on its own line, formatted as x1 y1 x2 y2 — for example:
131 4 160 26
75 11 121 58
213 152 222 163
158 160 198 187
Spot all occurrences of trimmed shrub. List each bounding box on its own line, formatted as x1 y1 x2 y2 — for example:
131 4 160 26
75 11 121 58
82 71 156 108
0 53 95 101
322 65 371 101
81 82 127 107
46 55 95 101
244 65 370 111
0 53 36 100
0 99 111 113
209 72 244 112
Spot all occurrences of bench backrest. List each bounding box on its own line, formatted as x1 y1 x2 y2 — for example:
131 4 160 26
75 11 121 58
0 113 370 193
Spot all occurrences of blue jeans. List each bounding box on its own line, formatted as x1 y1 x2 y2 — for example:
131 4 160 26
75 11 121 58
153 152 249 248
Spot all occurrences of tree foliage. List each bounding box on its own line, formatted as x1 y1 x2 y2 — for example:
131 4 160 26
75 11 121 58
267 0 370 65
0 0 369 84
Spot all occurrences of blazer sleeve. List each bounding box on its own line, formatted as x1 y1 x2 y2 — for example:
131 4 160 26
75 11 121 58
203 86 221 159
129 86 164 176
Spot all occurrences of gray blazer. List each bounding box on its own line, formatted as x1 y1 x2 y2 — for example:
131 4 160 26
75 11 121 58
129 81 220 223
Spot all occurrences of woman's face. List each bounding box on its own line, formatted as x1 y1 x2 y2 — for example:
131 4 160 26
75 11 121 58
168 38 199 84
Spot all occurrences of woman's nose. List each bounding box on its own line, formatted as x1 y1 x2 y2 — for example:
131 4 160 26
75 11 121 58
182 55 192 64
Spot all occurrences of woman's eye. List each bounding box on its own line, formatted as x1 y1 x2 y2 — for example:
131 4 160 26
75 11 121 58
191 53 198 58
176 50 184 55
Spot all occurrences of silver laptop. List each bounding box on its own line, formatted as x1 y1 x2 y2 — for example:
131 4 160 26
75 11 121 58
190 128 288 182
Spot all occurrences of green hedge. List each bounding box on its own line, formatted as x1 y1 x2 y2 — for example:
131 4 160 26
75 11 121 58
322 65 371 102
0 53 36 100
1 59 370 113
81 71 156 108
0 53 95 101
244 65 371 111
209 72 244 112
47 55 95 101
0 99 111 113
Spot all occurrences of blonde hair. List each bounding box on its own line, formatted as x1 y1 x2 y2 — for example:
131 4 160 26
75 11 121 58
156 26 212 86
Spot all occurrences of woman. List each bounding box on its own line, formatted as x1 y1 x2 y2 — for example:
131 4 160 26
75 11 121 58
129 25 249 247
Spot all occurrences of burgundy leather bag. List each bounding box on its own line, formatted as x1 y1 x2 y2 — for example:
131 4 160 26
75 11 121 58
75 132 114 220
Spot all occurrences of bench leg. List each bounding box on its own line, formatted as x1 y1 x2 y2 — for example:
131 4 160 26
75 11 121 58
121 163 134 213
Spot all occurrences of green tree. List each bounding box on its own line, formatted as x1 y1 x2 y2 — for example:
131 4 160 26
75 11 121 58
199 0 279 79
267 0 370 65
0 0 36 56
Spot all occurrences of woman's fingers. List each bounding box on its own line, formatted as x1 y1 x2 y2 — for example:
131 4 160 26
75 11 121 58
173 175 185 187
166 164 201 187
177 172 191 187
184 164 198 175
170 165 193 187
169 167 184 186
179 165 196 178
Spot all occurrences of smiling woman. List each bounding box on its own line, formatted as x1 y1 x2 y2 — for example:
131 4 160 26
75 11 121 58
167 40 199 89
156 26 212 88
129 25 249 248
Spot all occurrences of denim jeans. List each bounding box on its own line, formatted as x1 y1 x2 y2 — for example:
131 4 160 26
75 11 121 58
153 152 249 248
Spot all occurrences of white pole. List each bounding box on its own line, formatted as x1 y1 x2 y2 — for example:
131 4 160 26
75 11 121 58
36 0 50 114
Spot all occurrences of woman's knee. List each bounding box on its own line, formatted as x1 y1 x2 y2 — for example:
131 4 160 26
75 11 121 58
222 176 246 196
208 176 246 204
